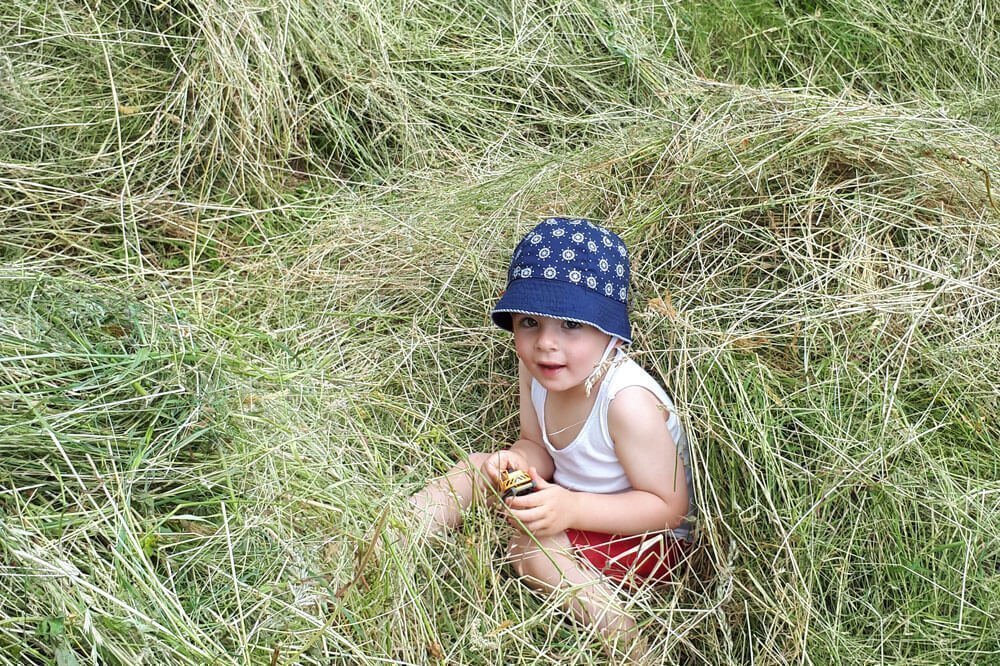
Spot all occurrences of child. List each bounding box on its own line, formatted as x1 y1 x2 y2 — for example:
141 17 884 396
409 217 694 649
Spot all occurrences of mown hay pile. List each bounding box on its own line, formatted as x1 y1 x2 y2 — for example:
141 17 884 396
2 1 998 663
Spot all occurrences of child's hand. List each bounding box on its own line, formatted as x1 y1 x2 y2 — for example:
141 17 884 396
505 467 578 537
481 449 529 487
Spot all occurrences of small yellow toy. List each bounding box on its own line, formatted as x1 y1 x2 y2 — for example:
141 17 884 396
498 468 537 500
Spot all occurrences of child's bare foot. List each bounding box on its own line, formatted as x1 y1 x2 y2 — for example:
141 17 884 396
385 496 444 553
606 632 654 665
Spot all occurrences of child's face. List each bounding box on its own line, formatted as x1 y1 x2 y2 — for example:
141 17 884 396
511 314 615 395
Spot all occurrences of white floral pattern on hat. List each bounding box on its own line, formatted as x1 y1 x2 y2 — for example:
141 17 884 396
491 217 632 342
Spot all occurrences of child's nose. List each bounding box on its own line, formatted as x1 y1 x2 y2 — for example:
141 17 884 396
535 326 558 350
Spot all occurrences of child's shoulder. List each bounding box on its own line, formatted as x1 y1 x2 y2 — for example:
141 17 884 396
606 354 677 413
607 355 668 398
605 381 674 452
607 382 664 418
605 358 682 450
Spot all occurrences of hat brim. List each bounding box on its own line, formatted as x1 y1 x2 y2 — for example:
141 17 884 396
491 278 632 343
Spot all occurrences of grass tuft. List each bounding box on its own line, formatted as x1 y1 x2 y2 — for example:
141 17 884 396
1 0 998 663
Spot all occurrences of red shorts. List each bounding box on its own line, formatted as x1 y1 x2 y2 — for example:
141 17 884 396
566 529 684 585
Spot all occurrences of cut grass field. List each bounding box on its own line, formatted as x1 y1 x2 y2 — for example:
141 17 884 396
2 1 998 664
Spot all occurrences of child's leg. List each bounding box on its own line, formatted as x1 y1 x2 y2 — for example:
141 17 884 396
408 452 494 533
507 531 637 642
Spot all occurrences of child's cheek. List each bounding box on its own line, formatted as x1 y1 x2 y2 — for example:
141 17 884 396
512 335 530 360
513 348 528 370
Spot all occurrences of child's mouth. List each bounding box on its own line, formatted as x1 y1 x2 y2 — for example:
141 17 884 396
537 362 565 377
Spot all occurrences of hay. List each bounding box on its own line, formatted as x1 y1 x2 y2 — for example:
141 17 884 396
1 0 998 663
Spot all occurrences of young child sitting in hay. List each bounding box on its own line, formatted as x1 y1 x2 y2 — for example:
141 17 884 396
409 217 694 653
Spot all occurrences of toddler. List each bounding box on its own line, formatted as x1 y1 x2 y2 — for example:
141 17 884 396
409 217 694 648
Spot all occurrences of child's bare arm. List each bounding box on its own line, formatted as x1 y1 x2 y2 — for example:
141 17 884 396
606 386 689 525
513 360 553 473
481 360 554 485
507 386 687 536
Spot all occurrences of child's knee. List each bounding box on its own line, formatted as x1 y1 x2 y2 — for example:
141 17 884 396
507 532 566 583
507 533 534 578
465 452 491 470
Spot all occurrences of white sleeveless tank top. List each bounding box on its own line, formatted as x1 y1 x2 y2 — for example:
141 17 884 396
530 350 694 541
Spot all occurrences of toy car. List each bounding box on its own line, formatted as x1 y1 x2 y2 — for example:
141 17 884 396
499 469 537 500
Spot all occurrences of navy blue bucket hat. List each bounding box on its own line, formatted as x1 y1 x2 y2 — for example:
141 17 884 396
491 217 632 343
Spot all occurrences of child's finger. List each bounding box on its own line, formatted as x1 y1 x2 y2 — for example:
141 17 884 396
512 498 550 520
505 490 542 511
506 505 539 530
527 466 549 489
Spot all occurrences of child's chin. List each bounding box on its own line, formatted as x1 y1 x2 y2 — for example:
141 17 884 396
537 376 583 393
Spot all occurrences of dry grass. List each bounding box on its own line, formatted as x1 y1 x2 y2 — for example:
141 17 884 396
1 0 998 663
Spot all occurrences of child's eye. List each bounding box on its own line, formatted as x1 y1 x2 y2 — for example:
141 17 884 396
517 317 538 328
563 320 583 330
